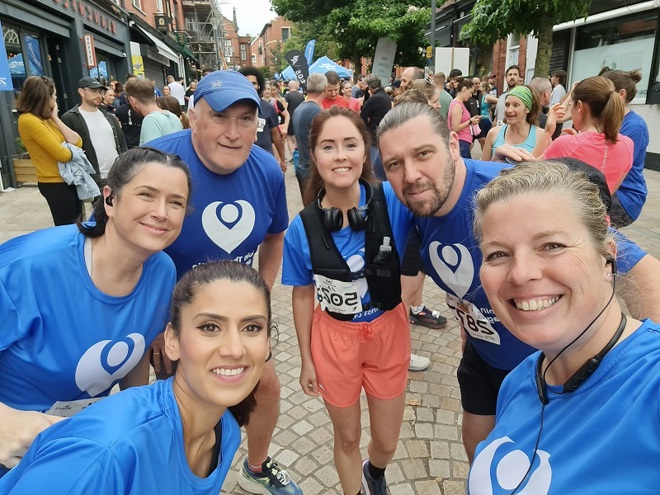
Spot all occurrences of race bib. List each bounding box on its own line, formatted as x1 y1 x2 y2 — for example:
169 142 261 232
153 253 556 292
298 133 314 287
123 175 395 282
314 274 363 315
446 294 501 344
46 398 103 417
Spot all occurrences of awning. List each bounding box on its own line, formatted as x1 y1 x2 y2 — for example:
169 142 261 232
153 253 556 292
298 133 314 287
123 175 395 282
180 46 198 63
132 24 179 63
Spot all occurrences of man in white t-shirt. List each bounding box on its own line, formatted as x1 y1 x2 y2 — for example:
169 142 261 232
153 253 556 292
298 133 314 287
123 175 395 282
61 77 127 184
166 75 185 106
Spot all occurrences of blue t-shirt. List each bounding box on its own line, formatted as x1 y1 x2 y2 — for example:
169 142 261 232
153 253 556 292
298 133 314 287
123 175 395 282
0 225 174 411
146 130 289 278
282 182 413 322
468 319 660 495
415 159 646 370
617 110 649 220
255 100 279 154
0 378 241 494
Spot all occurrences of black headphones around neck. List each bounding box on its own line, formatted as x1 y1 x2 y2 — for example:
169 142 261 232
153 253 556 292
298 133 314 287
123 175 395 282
535 312 626 405
317 178 372 232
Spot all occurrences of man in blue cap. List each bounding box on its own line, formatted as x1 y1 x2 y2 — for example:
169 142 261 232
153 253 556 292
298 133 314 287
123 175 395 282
146 70 301 495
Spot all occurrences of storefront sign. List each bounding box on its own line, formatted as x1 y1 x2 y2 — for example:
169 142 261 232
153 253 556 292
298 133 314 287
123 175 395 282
154 15 171 33
84 34 97 68
52 0 118 34
0 20 14 91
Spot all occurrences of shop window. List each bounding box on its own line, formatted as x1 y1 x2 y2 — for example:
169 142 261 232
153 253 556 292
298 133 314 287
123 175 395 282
2 24 46 98
3 24 25 92
572 11 657 104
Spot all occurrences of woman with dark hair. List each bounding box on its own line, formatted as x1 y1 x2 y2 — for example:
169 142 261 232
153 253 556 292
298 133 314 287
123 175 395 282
542 76 633 193
448 78 481 159
602 69 649 226
16 76 84 225
0 147 190 478
283 106 413 495
481 85 560 161
0 261 272 493
113 81 125 109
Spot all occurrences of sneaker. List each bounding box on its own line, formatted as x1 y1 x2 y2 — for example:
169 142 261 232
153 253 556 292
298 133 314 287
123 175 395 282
238 456 302 495
361 459 391 495
409 306 448 329
409 353 431 372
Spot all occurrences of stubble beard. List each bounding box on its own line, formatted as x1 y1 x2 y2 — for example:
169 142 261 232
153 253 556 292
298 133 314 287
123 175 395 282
402 160 455 217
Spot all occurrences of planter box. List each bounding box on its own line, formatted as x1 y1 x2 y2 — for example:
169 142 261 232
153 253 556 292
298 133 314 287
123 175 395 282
12 158 37 184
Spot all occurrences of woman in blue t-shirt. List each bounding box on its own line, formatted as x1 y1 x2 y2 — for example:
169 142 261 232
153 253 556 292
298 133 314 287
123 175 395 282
0 261 272 493
469 161 660 494
602 69 650 227
0 147 191 475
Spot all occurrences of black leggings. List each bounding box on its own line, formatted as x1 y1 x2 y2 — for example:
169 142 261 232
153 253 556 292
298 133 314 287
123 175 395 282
38 182 83 226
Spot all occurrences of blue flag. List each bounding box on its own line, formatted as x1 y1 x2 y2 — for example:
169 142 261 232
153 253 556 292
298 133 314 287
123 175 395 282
0 20 14 92
304 39 316 65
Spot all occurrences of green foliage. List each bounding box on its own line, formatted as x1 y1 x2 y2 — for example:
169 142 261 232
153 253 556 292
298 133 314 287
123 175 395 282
461 0 592 46
281 20 340 66
272 0 431 68
461 0 592 77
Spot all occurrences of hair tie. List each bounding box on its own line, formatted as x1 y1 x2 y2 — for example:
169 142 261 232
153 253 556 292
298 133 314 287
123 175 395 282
507 86 533 110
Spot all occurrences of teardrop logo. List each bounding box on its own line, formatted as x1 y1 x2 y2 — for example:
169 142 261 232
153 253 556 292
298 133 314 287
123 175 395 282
201 200 256 253
469 436 552 494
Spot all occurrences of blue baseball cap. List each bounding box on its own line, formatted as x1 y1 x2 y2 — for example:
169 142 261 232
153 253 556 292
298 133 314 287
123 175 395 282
194 70 261 112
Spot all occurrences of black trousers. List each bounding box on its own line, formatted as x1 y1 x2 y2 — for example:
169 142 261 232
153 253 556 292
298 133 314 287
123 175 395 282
38 182 83 226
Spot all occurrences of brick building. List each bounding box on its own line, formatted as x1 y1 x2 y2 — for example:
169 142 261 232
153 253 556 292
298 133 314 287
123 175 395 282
250 16 293 70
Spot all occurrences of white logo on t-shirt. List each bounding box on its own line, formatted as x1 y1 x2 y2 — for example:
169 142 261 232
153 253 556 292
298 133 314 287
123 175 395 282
75 333 146 397
469 436 552 494
201 200 256 254
346 248 368 298
428 241 474 299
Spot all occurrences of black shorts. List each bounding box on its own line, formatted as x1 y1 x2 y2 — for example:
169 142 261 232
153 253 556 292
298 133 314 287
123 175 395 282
401 229 425 276
457 339 510 415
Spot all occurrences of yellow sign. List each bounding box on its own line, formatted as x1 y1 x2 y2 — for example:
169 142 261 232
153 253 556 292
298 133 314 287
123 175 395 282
132 55 145 77
426 46 433 59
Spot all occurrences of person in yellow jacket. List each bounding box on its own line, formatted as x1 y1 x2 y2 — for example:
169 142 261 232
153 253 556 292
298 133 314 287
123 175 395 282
16 76 83 225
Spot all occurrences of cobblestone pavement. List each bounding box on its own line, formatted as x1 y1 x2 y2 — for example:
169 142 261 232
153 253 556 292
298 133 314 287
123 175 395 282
1 166 659 495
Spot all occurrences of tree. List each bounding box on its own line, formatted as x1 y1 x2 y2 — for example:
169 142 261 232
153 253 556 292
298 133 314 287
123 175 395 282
281 20 340 68
461 0 592 77
272 0 431 72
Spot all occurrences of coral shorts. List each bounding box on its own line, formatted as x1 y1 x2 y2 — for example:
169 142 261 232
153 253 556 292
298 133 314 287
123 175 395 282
311 302 411 407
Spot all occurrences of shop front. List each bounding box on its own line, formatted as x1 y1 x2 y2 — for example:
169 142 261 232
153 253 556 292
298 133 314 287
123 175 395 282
0 0 130 189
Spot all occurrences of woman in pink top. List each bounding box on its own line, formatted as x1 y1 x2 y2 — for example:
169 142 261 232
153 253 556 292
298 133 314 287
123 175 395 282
341 81 362 112
543 76 633 193
448 79 481 159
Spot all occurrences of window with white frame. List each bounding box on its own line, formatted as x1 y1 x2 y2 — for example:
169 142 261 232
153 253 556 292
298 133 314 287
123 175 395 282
156 0 164 12
241 45 247 61
132 0 142 11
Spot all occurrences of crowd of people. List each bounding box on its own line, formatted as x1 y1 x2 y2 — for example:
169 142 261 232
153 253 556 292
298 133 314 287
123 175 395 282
3 56 658 495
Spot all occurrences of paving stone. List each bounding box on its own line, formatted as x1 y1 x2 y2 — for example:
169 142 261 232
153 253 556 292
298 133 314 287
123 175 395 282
7 166 660 495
